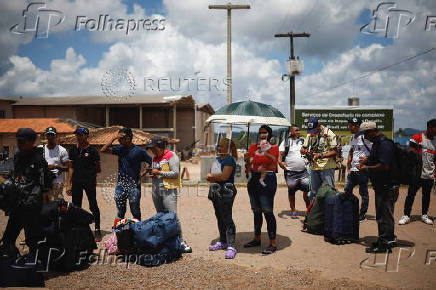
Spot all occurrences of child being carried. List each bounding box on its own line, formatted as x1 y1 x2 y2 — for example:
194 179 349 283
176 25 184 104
247 140 276 187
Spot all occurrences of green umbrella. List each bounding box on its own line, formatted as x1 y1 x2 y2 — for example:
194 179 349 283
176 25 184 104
206 100 291 127
205 100 291 149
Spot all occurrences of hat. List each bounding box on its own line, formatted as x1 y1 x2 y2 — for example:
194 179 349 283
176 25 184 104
74 127 89 135
146 136 166 149
347 117 362 126
119 127 133 139
306 117 319 134
360 121 377 132
45 126 57 135
16 128 37 141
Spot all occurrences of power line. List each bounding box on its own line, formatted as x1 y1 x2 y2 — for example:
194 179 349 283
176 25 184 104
306 47 436 98
296 0 319 32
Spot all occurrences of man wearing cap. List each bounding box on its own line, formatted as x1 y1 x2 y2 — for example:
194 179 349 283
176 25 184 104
101 127 152 223
357 121 397 253
301 117 338 201
41 126 69 202
66 127 102 242
0 128 49 260
345 117 372 222
144 136 192 253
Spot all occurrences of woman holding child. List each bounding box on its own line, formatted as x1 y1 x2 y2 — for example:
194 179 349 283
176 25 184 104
244 125 279 255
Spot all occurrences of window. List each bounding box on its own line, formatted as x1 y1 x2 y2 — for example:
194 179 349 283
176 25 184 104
0 111 5 118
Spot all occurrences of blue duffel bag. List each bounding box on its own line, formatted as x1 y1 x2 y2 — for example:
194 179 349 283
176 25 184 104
130 212 181 249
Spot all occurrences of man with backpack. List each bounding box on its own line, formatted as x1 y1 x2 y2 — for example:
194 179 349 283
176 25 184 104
0 128 51 261
398 118 436 226
301 117 338 202
278 124 310 218
358 121 397 253
345 117 372 222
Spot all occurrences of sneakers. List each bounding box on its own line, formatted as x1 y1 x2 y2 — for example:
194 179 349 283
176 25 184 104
398 215 410 225
365 242 392 254
225 247 237 259
181 240 192 253
209 242 228 251
421 214 433 225
94 229 102 242
359 214 367 223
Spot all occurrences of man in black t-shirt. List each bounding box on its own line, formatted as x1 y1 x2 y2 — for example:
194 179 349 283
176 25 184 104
66 128 102 242
358 122 397 253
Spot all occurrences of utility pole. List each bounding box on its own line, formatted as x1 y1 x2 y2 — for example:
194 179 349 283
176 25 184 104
209 2 250 138
274 32 310 124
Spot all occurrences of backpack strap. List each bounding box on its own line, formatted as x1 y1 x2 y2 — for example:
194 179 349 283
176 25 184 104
361 135 371 153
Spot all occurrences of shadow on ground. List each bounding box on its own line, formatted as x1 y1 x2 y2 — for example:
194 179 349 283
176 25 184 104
210 232 292 254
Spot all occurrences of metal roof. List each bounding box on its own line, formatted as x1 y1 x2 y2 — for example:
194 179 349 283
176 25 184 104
11 95 194 106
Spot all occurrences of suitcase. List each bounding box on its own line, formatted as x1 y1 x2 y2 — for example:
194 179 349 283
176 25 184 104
324 192 359 244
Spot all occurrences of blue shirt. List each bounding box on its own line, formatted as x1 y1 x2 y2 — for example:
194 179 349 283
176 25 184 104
216 155 236 185
111 145 152 187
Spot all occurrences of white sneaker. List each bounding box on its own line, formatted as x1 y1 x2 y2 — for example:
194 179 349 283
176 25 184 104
421 215 433 225
398 215 410 225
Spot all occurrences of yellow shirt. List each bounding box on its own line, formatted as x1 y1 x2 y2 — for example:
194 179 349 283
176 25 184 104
303 126 338 170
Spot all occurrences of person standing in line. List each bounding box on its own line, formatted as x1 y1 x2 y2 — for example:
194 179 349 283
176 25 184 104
345 117 372 222
144 136 192 253
278 124 310 219
243 125 279 255
301 117 338 202
0 129 49 261
398 118 436 225
66 128 102 242
206 138 238 259
42 126 69 202
101 127 152 224
358 121 397 253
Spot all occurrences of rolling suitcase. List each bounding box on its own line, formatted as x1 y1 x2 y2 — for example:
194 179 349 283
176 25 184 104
324 192 359 244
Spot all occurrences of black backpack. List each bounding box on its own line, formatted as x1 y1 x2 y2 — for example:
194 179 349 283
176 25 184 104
390 142 422 185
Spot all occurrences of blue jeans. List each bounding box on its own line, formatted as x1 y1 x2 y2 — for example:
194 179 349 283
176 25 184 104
247 172 277 240
344 171 369 215
114 184 141 220
309 168 335 202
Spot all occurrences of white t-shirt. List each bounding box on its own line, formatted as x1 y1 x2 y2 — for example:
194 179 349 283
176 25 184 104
279 137 306 171
420 134 436 180
350 134 372 172
43 145 69 184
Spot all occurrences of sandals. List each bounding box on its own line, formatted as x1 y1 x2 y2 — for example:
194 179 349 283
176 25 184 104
243 240 261 248
262 245 277 255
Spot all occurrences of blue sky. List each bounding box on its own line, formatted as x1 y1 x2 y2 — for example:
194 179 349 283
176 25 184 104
1 0 435 130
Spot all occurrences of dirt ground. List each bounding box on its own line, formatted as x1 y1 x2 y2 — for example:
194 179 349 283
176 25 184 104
1 162 436 289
